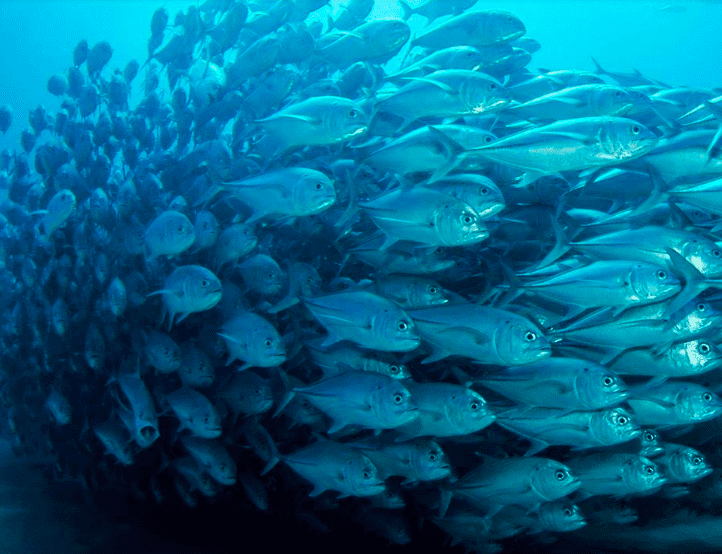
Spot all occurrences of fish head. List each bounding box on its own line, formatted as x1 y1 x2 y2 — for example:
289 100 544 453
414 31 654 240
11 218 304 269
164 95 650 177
365 353 411 380
211 455 237 486
194 211 219 248
136 423 160 449
497 320 551 366
608 118 658 159
538 502 586 532
668 447 712 482
448 388 495 433
346 453 386 497
594 407 640 446
251 328 287 367
450 46 486 71
681 238 722 278
371 306 420 352
576 367 629 409
408 277 449 308
595 86 635 116
465 178 506 219
625 456 666 492
410 439 451 481
639 429 665 458
377 19 410 51
462 74 509 115
293 170 337 215
484 11 526 43
323 98 369 143
675 340 722 374
375 380 419 427
436 200 488 246
531 460 580 501
679 385 722 422
628 263 681 301
186 267 223 311
196 405 223 438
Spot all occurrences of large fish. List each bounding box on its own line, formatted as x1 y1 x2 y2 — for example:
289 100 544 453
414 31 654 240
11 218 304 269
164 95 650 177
285 371 419 433
408 303 550 365
302 291 420 352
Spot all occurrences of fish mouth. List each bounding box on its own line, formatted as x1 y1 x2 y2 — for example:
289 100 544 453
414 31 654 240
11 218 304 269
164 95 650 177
472 99 510 114
641 446 664 458
695 467 714 479
613 103 634 116
501 30 526 42
342 126 368 141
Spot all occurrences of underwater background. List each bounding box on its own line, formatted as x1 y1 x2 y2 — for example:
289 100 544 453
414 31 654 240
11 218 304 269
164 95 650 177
2 1 722 553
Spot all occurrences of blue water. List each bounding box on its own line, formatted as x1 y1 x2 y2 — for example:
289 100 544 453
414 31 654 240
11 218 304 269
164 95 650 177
1 0 721 155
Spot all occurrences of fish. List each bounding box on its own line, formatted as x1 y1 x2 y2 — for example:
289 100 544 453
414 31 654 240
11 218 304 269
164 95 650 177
566 452 667 498
408 302 551 365
397 381 495 438
476 357 629 411
163 387 222 438
284 371 419 433
180 436 237 486
148 265 222 330
263 436 386 498
495 405 641 455
412 11 526 50
219 311 286 369
302 291 420 352
441 456 580 516
223 167 336 223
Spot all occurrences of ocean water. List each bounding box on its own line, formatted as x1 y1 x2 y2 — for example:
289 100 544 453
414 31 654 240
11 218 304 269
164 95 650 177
1 1 722 553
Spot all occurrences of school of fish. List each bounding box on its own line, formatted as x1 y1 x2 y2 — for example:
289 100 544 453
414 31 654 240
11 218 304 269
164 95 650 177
2 0 722 552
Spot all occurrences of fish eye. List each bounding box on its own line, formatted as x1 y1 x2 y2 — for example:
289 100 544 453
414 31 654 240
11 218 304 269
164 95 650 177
713 249 721 258
563 508 573 516
484 136 493 143
178 225 185 232
201 279 209 287
470 401 480 411
644 465 655 475
220 464 226 471
700 343 711 354
397 321 408 331
390 365 400 374
465 51 475 58
264 339 272 347
614 90 622 97
656 270 667 279
463 214 474 224
428 452 437 461
479 187 490 195
393 393 404 404
314 182 323 190
697 303 707 312
488 83 497 90
555 470 567 481
363 470 371 479
603 376 614 386
631 125 641 134
347 108 359 118
203 416 209 423
618 416 628 425
428 285 438 294
703 392 713 402
524 331 537 342
693 456 703 465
